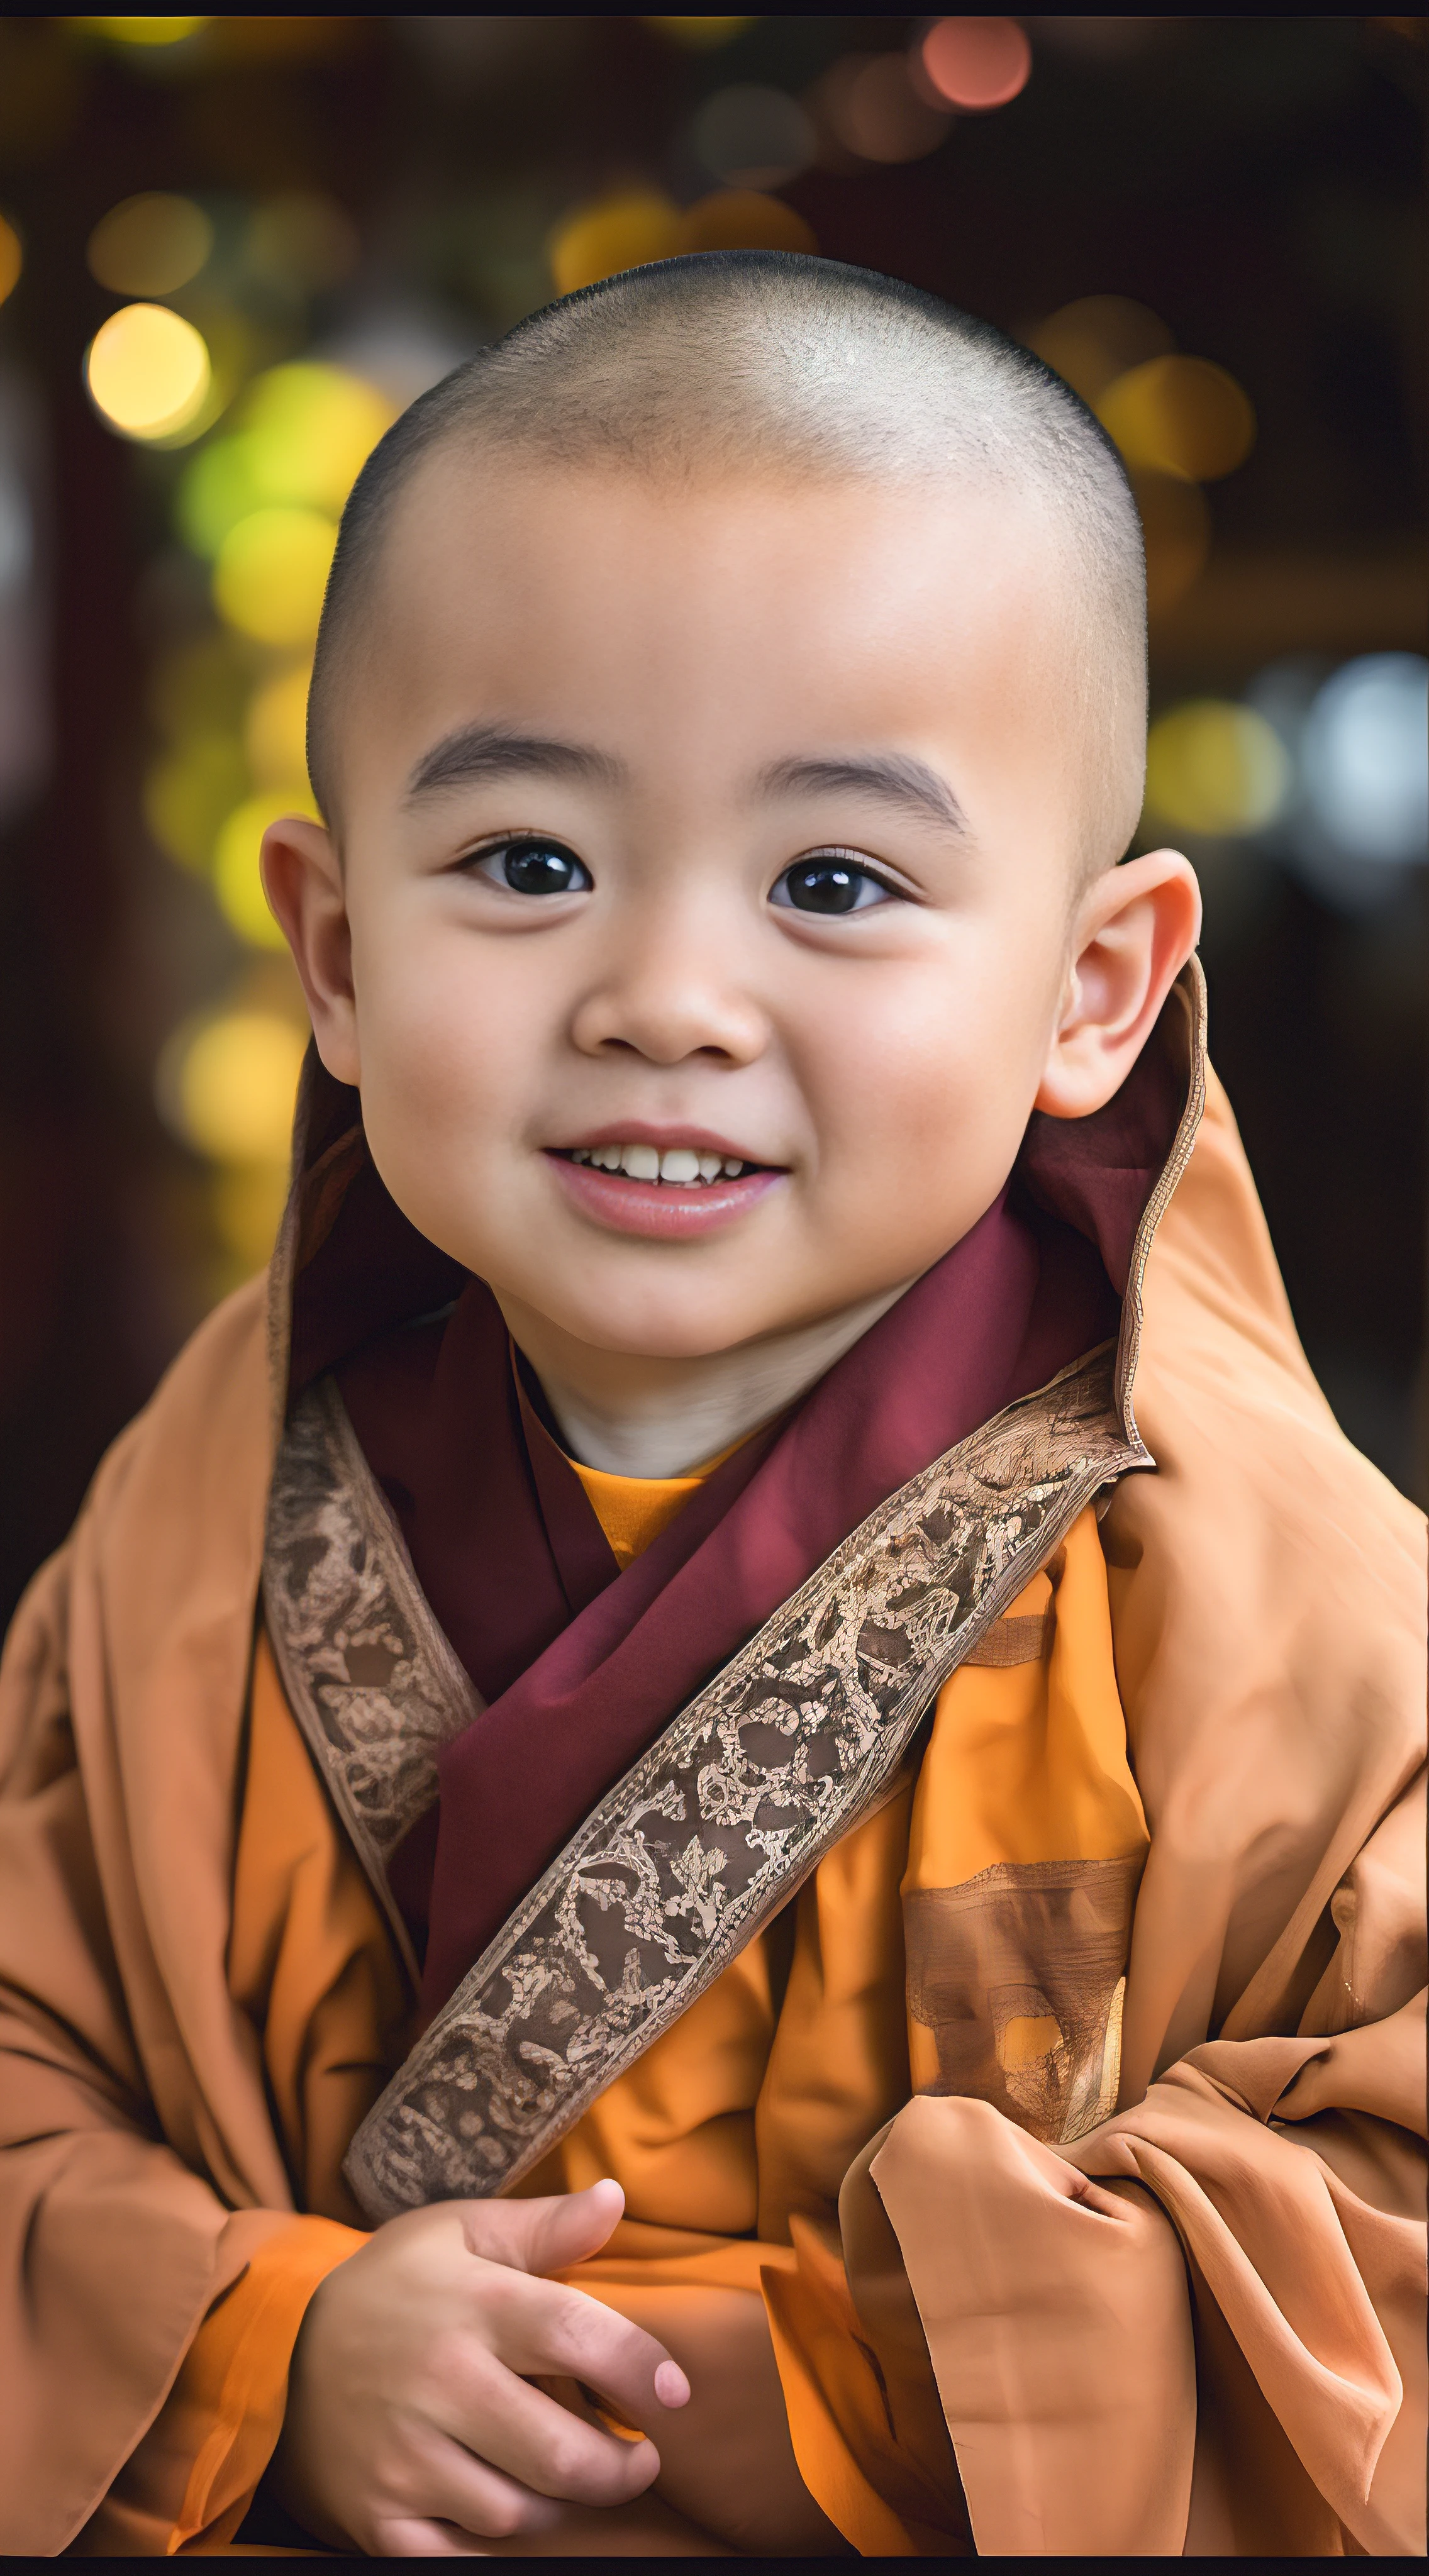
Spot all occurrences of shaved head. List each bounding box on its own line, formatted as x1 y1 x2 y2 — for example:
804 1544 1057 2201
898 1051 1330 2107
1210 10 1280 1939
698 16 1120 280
308 252 1148 871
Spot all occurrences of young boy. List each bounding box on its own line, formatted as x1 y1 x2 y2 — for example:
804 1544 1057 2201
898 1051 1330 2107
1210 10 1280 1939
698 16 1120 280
1 254 1423 2559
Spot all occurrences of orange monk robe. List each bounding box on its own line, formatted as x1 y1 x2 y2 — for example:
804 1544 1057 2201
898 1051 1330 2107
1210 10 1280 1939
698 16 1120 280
3 1060 1423 2560
97 1484 1138 2556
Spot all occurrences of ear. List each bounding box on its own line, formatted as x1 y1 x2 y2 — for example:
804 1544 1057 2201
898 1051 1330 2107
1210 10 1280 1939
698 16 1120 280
261 815 362 1088
1035 849 1202 1120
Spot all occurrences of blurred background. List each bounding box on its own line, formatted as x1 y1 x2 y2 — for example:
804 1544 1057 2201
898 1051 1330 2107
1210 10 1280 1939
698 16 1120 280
0 11 1424 1625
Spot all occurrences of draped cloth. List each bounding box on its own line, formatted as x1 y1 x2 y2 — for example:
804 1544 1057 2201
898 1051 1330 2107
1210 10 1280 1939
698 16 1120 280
326 1117 1126 2010
0 970 1423 2554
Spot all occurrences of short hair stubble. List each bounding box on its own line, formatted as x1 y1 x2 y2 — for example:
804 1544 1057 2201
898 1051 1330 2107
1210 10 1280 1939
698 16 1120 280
307 252 1148 874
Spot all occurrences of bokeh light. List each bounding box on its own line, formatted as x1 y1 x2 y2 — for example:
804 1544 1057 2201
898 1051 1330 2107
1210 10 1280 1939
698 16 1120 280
242 359 393 512
213 789 317 947
920 17 1032 110
1302 655 1428 866
86 191 213 297
178 362 393 558
691 84 815 189
1144 702 1291 837
1029 296 1174 406
212 505 335 647
85 303 211 440
151 357 389 977
549 191 683 296
816 53 951 164
9 0 1429 1656
1098 355 1255 482
209 1162 292 1273
161 1004 306 1162
245 662 311 789
643 17 753 46
680 190 815 256
177 435 260 558
144 732 247 873
1135 472 1211 617
73 17 209 45
0 216 21 308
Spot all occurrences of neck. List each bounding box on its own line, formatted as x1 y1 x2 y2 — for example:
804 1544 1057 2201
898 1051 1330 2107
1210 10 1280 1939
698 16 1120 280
495 1284 915 1477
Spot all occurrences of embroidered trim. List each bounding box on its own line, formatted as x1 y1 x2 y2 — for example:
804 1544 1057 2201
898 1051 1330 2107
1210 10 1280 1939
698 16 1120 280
962 1609 1052 1668
262 1375 482 1982
342 1346 1143 2218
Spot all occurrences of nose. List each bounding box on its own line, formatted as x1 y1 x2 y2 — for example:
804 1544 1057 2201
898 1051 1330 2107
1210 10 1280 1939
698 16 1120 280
568 889 768 1069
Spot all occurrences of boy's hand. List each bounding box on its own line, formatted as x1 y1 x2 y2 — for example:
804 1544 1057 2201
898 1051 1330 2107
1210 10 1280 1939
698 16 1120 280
271 2179 690 2557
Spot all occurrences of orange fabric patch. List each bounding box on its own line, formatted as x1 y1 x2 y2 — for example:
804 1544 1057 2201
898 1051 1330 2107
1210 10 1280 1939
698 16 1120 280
167 2218 364 2553
569 1455 704 1570
904 1506 1148 1892
152 1479 1133 2558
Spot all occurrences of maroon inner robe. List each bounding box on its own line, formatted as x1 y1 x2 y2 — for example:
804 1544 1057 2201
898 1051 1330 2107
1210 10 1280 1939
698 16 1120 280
286 1004 1186 2018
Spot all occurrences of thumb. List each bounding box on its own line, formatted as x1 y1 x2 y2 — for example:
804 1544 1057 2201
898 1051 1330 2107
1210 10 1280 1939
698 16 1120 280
462 2176 626 2276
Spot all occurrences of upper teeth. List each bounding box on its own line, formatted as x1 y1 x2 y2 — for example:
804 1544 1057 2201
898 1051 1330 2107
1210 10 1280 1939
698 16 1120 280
569 1144 749 1183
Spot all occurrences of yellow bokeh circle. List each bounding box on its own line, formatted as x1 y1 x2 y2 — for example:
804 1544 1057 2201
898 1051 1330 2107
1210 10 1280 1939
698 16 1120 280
177 364 394 560
550 191 684 297
86 304 211 441
87 192 213 297
680 189 816 256
245 663 311 789
242 363 395 516
548 186 820 294
643 17 754 46
75 18 209 45
210 1161 291 1274
0 217 21 309
1098 356 1255 483
1145 702 1290 838
212 505 336 647
1029 296 1172 408
167 1008 308 1163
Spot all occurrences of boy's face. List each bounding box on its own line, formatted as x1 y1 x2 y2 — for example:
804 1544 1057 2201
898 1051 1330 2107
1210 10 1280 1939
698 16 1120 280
284 461 1141 1362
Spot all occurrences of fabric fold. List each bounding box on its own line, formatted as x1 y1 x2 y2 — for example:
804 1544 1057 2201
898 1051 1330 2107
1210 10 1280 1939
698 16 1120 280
870 2092 1198 2557
2 970 1423 2557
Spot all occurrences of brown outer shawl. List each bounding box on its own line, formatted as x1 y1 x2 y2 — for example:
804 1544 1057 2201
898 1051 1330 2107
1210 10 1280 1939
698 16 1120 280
0 1029 1423 2555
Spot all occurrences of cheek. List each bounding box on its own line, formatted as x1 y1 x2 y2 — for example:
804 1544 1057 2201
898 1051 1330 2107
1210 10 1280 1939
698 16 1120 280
349 913 546 1172
796 958 1051 1229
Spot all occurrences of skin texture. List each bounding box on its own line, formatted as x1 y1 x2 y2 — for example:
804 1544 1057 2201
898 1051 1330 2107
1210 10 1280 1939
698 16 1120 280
272 2185 690 2555
262 455 1200 2549
272 2184 845 2557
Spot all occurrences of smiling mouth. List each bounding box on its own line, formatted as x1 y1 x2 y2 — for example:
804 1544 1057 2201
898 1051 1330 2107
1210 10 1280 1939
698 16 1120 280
559 1141 772 1188
545 1135 784 1237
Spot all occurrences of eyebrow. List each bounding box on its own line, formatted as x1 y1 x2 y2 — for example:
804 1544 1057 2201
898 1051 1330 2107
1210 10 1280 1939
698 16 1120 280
757 751 969 836
405 721 626 802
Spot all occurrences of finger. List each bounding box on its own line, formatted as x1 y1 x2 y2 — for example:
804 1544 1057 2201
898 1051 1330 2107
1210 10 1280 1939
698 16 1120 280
374 2515 500 2556
399 2424 569 2539
461 2178 626 2278
435 2348 662 2508
477 2272 690 2426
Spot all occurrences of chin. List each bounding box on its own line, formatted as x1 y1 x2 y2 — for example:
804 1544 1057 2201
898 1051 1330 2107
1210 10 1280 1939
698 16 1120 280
543 1287 765 1363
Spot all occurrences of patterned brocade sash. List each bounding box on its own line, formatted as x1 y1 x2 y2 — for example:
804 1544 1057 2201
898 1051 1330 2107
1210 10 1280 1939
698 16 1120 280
263 1381 483 1986
258 1344 1148 2221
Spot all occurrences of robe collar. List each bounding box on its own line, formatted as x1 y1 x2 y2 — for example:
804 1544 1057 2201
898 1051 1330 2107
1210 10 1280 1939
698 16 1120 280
266 963 1206 2012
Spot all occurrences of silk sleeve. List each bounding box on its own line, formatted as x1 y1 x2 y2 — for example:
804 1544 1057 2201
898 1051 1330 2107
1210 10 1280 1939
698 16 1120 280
87 2215 365 2555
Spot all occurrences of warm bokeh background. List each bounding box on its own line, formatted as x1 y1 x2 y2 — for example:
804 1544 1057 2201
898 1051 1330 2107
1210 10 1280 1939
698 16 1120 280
0 13 1424 1627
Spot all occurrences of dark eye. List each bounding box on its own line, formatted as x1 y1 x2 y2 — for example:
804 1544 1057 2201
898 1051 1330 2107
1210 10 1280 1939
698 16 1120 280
474 838 592 896
770 857 894 914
